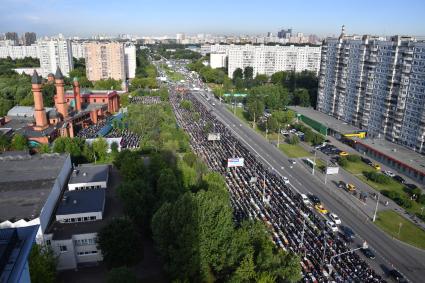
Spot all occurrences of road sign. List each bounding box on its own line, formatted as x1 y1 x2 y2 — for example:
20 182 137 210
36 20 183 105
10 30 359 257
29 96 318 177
208 133 221 141
227 158 245 168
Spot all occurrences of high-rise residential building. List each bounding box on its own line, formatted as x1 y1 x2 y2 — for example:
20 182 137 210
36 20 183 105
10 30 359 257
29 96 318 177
85 42 125 82
207 44 321 77
0 44 39 59
210 53 227 69
176 33 185 44
38 39 73 77
71 41 86 59
124 44 136 79
317 26 425 153
5 32 19 44
23 32 36 45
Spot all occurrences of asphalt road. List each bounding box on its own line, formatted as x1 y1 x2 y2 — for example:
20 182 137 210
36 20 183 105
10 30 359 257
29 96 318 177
191 91 425 283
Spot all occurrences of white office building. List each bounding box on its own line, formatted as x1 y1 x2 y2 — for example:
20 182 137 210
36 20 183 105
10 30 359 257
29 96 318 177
317 27 425 153
124 44 136 79
205 44 321 77
38 39 73 77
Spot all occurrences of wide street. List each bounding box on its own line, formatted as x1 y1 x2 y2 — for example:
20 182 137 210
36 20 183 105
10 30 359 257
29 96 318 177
189 87 425 282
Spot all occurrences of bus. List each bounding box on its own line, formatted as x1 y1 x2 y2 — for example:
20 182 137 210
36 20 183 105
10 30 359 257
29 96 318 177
304 158 316 169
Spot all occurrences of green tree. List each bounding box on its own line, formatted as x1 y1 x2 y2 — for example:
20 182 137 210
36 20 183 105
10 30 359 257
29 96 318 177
246 95 265 126
243 66 254 80
38 143 51 153
93 78 122 90
107 266 137 283
254 74 268 86
92 138 108 162
97 217 143 268
293 88 310 107
0 134 10 152
270 71 288 85
233 68 243 81
287 135 300 145
29 245 57 283
11 133 27 150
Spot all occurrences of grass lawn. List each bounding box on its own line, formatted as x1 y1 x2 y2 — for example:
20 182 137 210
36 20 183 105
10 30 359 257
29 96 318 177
165 69 184 82
375 210 425 250
279 143 312 158
343 160 375 175
343 160 424 215
226 106 251 125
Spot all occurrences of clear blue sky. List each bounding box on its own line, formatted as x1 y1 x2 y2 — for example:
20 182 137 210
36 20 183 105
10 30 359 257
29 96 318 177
1 0 424 37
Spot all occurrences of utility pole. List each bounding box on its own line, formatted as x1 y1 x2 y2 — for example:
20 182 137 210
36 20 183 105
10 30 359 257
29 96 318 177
324 159 329 184
372 193 380 222
312 150 317 175
398 222 403 237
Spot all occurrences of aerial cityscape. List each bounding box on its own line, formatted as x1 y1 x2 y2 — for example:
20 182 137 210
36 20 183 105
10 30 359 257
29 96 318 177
0 0 425 283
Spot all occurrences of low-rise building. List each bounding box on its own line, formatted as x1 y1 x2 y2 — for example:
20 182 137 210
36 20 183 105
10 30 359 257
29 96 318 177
68 164 109 191
0 152 72 242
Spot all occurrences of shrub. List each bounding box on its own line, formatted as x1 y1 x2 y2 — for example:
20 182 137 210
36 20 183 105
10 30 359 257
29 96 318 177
338 157 348 167
363 171 391 184
347 155 361 163
287 135 300 145
418 194 425 205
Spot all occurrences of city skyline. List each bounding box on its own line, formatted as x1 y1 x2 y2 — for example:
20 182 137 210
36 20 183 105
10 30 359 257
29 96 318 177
1 0 425 37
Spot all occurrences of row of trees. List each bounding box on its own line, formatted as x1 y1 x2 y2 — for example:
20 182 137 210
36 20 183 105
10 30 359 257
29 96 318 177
130 49 158 90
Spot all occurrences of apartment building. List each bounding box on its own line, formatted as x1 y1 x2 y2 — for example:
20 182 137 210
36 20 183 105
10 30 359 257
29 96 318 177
38 39 73 77
0 44 39 59
124 44 136 79
317 27 425 153
85 42 126 82
71 41 86 59
206 44 321 77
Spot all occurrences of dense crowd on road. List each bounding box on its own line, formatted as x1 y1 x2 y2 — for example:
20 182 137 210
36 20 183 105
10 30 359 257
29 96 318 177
169 88 385 283
76 119 108 139
130 96 162 104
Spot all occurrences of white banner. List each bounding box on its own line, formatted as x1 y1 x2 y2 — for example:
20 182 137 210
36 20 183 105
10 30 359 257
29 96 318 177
208 133 221 141
326 166 339 175
228 158 245 168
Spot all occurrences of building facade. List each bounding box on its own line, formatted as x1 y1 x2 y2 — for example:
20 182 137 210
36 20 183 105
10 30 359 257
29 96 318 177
210 53 227 69
206 44 321 77
317 27 425 153
124 44 136 79
85 42 126 82
71 41 86 59
0 44 39 59
38 39 73 77
23 32 36 46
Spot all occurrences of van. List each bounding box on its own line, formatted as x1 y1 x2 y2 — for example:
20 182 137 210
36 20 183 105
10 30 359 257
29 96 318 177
300 194 311 206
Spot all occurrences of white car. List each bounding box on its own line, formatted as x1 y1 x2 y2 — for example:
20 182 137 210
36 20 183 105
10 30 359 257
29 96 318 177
283 176 289 184
326 221 339 232
383 170 395 178
300 194 311 206
329 213 341 225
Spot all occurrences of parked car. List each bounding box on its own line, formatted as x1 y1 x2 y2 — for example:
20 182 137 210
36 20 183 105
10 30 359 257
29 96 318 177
338 181 347 189
326 220 338 232
372 163 381 170
362 248 376 259
361 157 373 166
339 151 349 156
329 213 341 225
288 159 296 165
282 176 290 184
308 194 321 205
405 183 418 190
346 183 356 192
393 175 406 184
389 269 407 282
339 225 356 242
383 170 395 177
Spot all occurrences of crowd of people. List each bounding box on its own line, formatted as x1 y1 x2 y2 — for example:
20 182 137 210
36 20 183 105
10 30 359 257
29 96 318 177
75 118 140 150
105 128 140 149
130 95 162 104
169 88 385 282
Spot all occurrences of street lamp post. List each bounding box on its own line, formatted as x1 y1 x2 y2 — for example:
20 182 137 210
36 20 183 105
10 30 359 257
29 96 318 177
372 193 380 222
398 222 403 237
277 126 281 148
324 159 329 184
312 150 317 175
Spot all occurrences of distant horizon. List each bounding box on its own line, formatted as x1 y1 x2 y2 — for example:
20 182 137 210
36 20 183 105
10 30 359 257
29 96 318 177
1 0 424 38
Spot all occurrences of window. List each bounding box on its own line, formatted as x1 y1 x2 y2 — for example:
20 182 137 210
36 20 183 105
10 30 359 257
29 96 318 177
59 245 67 252
90 216 96 220
45 240 51 246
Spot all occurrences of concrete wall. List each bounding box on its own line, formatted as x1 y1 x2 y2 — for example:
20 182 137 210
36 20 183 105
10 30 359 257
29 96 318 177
39 155 72 234
56 211 103 222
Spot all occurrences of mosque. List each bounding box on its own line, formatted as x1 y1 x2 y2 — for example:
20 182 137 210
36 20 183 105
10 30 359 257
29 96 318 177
0 67 120 144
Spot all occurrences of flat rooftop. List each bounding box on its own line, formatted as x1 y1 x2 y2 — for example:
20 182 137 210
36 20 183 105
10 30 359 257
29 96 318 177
288 106 361 134
46 166 123 240
0 153 69 222
56 189 105 216
353 137 425 175
69 164 109 185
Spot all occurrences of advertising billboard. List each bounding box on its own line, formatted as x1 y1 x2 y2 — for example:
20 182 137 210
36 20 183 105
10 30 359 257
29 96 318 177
227 158 245 168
